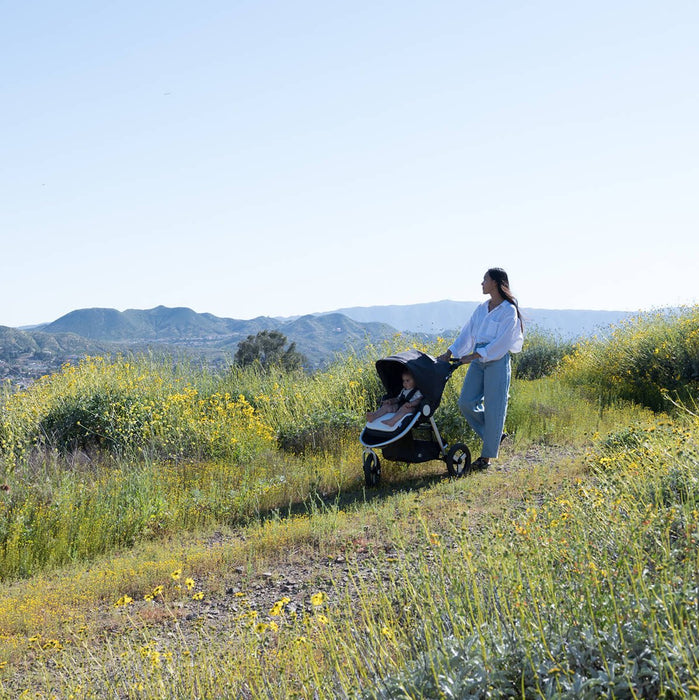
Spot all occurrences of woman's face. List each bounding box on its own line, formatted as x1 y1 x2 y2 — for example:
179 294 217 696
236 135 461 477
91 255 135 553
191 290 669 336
481 273 496 296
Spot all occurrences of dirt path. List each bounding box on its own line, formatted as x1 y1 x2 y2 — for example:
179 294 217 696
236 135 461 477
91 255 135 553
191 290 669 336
118 442 587 645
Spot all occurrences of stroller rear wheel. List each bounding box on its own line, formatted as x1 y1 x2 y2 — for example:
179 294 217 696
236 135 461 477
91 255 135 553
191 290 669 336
446 443 471 478
363 452 381 488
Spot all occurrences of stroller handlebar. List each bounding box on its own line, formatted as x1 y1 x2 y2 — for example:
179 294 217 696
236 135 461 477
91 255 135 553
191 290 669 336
440 357 463 378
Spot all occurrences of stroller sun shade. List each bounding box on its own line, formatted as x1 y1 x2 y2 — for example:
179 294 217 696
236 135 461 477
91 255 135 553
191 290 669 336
375 349 453 413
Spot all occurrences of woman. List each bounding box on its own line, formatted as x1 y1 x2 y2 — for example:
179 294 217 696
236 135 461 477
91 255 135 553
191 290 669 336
438 268 524 469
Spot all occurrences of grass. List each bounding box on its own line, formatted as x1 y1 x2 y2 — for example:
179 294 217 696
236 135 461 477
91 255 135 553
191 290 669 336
1 312 698 697
3 413 698 698
0 441 583 691
561 306 699 411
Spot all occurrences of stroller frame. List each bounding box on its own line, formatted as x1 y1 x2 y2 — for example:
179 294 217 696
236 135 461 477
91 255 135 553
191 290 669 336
359 350 472 487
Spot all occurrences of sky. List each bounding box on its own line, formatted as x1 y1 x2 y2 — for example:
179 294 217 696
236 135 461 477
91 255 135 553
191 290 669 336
2 1 698 328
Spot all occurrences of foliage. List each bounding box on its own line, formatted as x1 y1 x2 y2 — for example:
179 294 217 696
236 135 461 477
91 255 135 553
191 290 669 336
560 306 699 411
512 327 575 379
4 315 699 697
276 408 364 454
363 415 699 699
234 330 306 371
3 412 699 698
0 356 274 469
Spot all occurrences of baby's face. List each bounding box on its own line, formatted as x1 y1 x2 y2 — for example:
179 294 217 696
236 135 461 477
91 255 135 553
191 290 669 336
402 374 415 390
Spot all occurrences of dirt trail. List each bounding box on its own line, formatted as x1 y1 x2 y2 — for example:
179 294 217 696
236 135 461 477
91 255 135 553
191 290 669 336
119 443 586 644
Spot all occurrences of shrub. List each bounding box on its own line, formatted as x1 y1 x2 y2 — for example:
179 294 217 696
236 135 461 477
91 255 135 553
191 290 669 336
0 356 274 469
276 408 364 454
560 307 699 411
512 328 575 380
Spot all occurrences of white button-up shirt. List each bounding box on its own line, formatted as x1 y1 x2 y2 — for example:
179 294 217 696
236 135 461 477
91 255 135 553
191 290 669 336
449 300 523 363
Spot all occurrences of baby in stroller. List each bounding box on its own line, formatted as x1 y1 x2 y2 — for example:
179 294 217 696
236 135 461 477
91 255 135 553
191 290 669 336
365 369 423 427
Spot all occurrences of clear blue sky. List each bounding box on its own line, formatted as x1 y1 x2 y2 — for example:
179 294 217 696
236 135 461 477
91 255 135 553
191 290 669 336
2 1 698 327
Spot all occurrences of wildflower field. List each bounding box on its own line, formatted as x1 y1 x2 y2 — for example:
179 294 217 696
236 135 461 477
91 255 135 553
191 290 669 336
1 308 698 698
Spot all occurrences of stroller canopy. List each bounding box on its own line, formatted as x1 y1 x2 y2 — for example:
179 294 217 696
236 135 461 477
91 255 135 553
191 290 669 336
375 349 454 412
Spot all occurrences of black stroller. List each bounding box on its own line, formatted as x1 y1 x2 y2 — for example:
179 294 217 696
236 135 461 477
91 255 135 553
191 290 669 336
359 349 471 487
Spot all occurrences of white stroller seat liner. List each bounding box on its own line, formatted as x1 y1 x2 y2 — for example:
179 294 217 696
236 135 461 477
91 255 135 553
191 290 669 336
359 411 423 448
365 411 417 432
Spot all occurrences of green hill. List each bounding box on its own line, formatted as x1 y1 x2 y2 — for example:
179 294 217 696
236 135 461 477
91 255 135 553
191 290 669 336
217 313 399 366
0 326 111 385
39 306 283 341
4 306 402 381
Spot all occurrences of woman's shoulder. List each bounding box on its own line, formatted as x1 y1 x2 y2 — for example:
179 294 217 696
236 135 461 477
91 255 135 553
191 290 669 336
495 300 518 318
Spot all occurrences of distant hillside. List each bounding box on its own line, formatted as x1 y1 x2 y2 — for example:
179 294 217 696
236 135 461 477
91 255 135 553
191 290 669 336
36 306 396 358
218 313 399 366
10 306 399 379
325 301 634 338
39 306 281 342
0 326 111 386
5 301 641 386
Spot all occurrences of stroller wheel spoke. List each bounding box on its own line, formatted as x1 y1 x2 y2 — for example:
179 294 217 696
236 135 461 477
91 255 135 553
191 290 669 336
446 442 471 478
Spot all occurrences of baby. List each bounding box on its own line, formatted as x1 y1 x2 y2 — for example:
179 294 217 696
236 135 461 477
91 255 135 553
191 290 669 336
366 370 423 427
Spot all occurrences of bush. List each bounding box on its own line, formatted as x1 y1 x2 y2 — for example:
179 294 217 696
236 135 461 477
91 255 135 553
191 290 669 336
276 408 364 454
370 615 698 699
560 307 699 411
513 329 575 380
0 356 274 469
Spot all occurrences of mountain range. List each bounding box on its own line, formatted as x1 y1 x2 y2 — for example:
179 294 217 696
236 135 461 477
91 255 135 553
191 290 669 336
324 301 634 337
0 307 400 385
1 302 635 386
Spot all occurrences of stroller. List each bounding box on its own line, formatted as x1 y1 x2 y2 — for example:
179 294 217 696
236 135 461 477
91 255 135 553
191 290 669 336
359 349 471 487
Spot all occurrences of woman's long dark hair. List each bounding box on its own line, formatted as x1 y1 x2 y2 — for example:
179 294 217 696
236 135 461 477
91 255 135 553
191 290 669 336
487 267 524 330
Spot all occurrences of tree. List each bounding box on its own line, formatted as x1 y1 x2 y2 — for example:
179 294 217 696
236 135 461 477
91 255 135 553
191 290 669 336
234 330 305 371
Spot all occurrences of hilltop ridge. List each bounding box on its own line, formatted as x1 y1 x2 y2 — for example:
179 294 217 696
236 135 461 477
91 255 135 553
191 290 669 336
2 301 637 386
1 308 399 385
321 300 634 337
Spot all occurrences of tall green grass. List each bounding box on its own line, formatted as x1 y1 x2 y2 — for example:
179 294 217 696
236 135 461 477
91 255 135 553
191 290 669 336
512 327 575 380
4 412 697 698
561 306 699 411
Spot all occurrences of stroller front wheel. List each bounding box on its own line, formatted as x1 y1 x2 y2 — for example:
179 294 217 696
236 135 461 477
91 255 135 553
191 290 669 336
446 443 471 478
363 452 381 488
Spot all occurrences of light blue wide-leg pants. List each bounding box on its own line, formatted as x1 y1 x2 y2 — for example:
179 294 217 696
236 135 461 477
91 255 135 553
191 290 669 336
457 353 511 459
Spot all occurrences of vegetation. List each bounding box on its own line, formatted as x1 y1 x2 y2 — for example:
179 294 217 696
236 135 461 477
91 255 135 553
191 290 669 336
561 306 699 411
511 328 574 380
234 330 306 371
0 308 698 698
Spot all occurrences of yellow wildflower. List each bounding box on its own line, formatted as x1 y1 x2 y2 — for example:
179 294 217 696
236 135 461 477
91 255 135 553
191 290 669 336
310 592 326 606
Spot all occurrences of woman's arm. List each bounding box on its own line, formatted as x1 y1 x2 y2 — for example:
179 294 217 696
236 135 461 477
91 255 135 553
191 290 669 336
448 303 487 358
